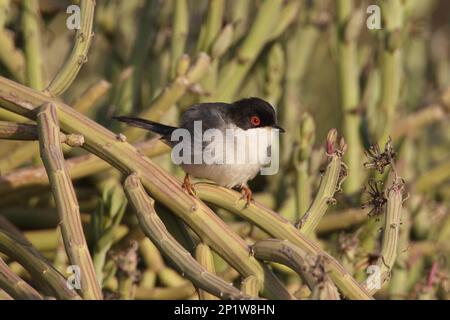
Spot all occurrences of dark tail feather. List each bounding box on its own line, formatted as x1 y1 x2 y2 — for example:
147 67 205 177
113 116 177 136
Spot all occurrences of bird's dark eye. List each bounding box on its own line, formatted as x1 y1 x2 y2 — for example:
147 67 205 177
250 116 261 126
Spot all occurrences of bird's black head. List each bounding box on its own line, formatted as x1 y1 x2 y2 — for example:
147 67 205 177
228 97 285 132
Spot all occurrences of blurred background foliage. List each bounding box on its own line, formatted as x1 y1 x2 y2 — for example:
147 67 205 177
0 0 449 300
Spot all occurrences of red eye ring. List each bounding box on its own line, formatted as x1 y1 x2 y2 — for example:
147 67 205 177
250 116 261 126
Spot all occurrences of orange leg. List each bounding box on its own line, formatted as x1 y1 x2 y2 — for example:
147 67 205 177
240 184 254 207
181 174 196 196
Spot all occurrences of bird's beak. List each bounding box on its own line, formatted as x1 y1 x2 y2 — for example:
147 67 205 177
273 125 285 133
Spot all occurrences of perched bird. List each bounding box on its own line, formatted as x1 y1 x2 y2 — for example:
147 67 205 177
114 97 284 204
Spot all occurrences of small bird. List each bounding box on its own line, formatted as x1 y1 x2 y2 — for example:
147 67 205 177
114 97 284 204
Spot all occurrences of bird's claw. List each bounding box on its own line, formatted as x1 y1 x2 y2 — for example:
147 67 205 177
240 184 254 208
182 174 196 196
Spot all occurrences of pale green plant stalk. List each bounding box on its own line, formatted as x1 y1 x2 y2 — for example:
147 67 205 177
363 177 404 295
92 179 127 286
21 0 45 90
45 0 95 96
72 80 111 114
336 0 363 193
0 15 25 82
268 0 301 41
171 0 189 77
123 173 253 300
125 53 211 141
0 288 13 300
197 0 225 100
36 103 102 299
195 183 372 300
195 243 220 300
128 0 156 108
229 0 251 43
0 142 38 173
294 113 316 220
281 0 323 164
0 138 168 195
252 239 326 291
240 275 261 297
0 229 80 299
378 0 404 145
264 43 285 105
196 0 224 53
296 129 346 236
216 0 283 101
0 257 43 300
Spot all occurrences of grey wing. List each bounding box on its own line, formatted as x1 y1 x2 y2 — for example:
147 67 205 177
179 103 230 164
180 103 230 131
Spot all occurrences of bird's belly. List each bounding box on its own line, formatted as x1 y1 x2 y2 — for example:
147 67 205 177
179 126 274 188
182 163 261 188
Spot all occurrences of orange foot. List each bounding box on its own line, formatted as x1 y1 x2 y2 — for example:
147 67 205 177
181 174 196 196
240 184 254 208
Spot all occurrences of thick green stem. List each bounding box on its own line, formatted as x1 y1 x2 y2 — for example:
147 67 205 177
195 243 220 300
240 275 261 297
195 183 372 300
196 0 224 53
125 53 211 141
415 158 450 193
379 0 404 144
252 239 325 291
22 0 45 90
0 229 80 299
72 79 111 114
296 130 346 236
0 257 42 300
363 178 404 295
216 0 286 101
294 113 315 220
123 173 251 300
336 0 363 193
171 0 189 76
0 138 168 195
44 0 95 96
36 103 101 299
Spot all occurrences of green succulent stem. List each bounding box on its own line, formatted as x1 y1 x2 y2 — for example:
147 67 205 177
0 229 80 299
378 0 404 145
294 113 316 220
171 0 189 76
21 0 45 90
216 0 287 101
240 275 261 297
123 173 251 300
196 0 224 53
36 102 102 299
0 21 25 82
195 243 220 300
195 183 372 300
0 138 168 196
363 178 404 295
0 257 43 300
297 155 342 236
44 0 95 96
336 0 363 193
0 120 84 144
72 79 111 114
415 158 450 193
125 53 211 141
252 238 330 292
296 130 346 236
